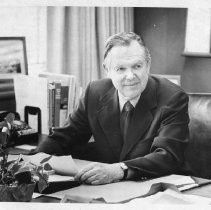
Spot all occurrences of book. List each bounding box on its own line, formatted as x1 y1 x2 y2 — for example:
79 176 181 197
44 80 61 131
59 85 69 127
54 81 61 127
48 82 55 130
39 72 80 127
67 77 82 115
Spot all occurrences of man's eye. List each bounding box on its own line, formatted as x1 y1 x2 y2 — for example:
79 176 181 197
134 64 142 69
116 67 125 71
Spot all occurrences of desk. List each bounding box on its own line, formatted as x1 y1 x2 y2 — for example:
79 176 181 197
9 134 47 155
31 176 211 203
8 135 211 203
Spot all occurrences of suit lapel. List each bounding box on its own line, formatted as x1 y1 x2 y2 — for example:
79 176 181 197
97 87 123 160
120 77 157 160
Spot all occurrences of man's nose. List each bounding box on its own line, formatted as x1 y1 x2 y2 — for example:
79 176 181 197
125 69 135 79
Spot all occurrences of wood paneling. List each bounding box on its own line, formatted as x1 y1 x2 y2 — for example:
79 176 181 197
134 8 211 93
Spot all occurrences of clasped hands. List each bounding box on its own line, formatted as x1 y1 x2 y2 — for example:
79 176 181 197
74 162 124 185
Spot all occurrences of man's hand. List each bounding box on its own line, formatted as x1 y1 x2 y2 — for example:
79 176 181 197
74 162 124 185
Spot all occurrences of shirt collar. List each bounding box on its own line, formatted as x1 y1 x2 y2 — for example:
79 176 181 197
118 91 141 112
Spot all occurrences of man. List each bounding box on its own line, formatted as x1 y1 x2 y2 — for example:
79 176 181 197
36 32 189 185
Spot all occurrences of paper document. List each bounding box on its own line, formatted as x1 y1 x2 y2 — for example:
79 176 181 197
178 183 199 191
47 174 197 202
32 192 42 199
127 189 211 205
14 144 37 150
13 75 49 134
169 175 195 186
48 155 78 176
48 174 75 182
20 152 78 176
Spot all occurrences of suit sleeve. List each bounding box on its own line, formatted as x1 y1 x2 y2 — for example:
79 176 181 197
124 91 190 178
35 83 92 155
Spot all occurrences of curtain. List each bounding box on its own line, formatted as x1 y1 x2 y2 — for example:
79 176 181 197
47 7 134 89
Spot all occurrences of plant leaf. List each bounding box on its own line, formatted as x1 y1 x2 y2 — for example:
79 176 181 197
15 165 31 174
40 155 52 164
8 161 22 175
37 178 48 193
0 133 7 146
43 163 53 171
0 121 7 128
4 113 15 124
37 172 49 193
35 165 42 173
14 170 32 184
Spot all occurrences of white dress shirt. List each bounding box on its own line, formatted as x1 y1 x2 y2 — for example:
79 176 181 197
118 91 141 112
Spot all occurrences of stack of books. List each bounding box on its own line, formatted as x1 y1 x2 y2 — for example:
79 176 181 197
39 72 82 129
14 73 82 134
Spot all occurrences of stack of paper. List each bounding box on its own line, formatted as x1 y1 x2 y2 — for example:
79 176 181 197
14 75 49 134
47 175 199 203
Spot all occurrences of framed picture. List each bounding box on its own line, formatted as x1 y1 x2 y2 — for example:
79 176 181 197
0 37 28 78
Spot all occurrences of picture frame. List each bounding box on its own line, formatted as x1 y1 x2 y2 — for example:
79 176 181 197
0 37 28 78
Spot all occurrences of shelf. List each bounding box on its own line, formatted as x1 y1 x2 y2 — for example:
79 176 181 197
182 52 211 58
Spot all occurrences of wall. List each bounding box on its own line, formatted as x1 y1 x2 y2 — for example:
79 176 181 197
0 7 47 111
0 7 47 75
134 8 211 93
1 7 211 93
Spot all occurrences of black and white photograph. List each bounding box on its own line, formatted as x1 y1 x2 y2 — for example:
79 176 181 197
0 37 28 76
0 0 211 209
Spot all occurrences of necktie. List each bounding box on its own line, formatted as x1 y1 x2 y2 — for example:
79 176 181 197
120 101 134 142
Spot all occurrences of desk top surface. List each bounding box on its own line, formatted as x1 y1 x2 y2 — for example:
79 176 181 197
31 176 211 203
8 140 211 204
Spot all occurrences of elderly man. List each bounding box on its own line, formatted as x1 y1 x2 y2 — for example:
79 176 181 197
36 32 189 185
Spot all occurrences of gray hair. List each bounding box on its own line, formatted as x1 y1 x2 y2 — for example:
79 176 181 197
104 32 151 65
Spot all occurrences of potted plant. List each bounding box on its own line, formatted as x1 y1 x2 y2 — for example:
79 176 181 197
0 113 49 202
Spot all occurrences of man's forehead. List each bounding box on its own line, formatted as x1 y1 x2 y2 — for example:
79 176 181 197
113 57 145 67
107 41 145 60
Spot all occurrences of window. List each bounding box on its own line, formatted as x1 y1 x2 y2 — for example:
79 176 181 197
184 8 211 56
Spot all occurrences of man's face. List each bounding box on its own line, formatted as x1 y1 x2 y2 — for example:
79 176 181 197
105 40 150 100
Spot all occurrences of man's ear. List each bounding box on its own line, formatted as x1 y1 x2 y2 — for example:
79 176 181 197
146 61 151 75
146 65 150 75
102 63 108 73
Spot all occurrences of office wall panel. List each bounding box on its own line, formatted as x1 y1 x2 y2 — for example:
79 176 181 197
134 7 211 93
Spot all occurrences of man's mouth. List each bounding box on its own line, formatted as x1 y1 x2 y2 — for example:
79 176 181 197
124 83 139 86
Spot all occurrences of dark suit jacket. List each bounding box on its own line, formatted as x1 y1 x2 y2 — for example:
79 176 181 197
37 76 189 178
